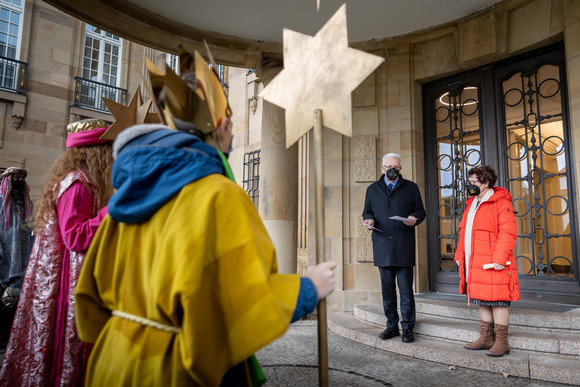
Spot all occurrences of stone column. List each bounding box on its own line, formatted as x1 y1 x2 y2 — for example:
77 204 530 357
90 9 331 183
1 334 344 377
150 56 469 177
256 57 298 274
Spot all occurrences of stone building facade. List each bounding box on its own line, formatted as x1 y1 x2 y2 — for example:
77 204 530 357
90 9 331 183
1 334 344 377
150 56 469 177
2 0 579 311
227 0 580 310
0 0 170 198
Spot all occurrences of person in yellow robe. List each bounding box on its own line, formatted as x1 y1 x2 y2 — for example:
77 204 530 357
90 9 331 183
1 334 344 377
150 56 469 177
75 49 337 387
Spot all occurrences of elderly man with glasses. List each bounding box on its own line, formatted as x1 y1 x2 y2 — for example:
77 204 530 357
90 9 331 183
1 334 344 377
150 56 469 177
362 153 425 343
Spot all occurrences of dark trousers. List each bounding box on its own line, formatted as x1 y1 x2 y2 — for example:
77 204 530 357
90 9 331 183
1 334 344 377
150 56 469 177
378 266 415 331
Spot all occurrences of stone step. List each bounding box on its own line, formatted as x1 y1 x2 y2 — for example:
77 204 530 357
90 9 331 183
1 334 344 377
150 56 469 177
354 303 580 357
328 312 580 386
412 295 580 330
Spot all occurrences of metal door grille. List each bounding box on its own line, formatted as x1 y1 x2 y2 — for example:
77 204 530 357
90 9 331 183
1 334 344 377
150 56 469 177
243 150 260 209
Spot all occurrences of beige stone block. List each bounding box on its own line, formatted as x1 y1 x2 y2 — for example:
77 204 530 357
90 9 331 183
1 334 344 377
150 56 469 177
38 4 75 28
565 21 580 60
387 81 400 107
397 80 411 107
23 131 63 149
324 186 343 212
351 185 369 205
354 236 373 262
387 56 410 82
352 107 379 136
353 71 377 108
26 100 67 124
355 263 381 291
458 12 498 64
261 101 285 147
564 0 580 25
399 131 413 154
325 211 342 237
326 290 342 313
568 57 580 95
387 118 412 138
354 159 376 183
344 263 355 290
260 142 297 218
353 136 376 183
412 48 426 81
354 135 376 160
549 0 565 36
509 0 552 53
323 131 343 160
51 72 74 90
387 105 411 126
420 35 459 79
55 23 74 40
378 108 389 135
323 159 342 186
341 290 369 312
51 46 74 66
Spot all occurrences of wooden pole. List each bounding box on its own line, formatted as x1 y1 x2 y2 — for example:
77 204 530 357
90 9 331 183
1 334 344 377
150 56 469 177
313 109 328 387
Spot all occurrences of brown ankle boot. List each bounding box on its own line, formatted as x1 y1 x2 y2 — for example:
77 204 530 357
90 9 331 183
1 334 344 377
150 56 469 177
464 320 494 350
487 323 510 357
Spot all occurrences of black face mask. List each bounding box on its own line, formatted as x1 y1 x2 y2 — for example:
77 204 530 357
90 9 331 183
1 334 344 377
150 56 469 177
467 184 480 196
386 168 399 181
12 180 25 191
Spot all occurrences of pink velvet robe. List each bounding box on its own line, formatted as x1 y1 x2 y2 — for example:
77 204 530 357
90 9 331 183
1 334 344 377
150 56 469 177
0 169 107 386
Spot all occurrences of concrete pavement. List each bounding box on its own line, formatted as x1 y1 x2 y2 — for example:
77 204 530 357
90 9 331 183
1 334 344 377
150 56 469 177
256 320 572 387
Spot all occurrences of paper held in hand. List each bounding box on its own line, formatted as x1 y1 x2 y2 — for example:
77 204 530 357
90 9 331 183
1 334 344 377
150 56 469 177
362 222 383 233
483 261 511 270
389 216 410 222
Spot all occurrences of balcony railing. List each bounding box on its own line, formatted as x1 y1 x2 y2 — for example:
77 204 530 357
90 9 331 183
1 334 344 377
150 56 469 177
0 56 28 94
72 77 128 112
215 64 228 88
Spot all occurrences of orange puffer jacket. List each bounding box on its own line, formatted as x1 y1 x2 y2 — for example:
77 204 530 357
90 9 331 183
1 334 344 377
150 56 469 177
454 187 520 302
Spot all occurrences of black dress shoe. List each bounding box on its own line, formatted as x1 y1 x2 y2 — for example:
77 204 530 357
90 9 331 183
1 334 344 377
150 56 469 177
378 327 400 340
402 329 414 343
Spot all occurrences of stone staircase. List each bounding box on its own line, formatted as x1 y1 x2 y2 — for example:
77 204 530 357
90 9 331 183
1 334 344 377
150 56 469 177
328 293 580 385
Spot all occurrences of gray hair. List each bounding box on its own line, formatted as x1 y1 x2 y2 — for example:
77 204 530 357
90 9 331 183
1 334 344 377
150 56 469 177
382 153 401 166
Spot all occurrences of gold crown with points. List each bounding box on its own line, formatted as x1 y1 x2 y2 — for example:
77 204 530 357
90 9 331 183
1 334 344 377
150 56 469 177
100 87 161 140
146 45 231 134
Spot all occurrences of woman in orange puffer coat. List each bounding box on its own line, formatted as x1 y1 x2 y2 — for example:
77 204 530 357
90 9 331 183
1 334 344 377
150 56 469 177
454 165 520 357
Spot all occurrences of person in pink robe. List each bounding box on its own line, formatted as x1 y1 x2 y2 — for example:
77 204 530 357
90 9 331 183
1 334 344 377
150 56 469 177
0 119 115 386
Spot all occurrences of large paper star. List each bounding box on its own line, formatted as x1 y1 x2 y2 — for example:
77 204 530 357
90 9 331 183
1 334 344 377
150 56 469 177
100 88 160 140
260 4 384 148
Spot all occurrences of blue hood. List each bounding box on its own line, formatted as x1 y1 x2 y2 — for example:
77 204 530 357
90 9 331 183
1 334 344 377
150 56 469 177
108 126 224 223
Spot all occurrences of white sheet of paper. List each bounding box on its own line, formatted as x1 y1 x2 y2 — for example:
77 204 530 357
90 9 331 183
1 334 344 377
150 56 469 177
362 222 383 232
389 216 409 222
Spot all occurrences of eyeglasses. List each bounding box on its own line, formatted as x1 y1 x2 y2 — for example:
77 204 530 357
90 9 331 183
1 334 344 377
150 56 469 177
382 165 401 170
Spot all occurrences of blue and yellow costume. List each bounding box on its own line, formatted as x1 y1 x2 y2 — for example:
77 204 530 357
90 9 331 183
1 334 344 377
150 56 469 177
75 47 317 387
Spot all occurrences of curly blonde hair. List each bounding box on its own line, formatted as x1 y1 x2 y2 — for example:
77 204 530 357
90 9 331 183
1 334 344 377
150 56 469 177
34 144 114 232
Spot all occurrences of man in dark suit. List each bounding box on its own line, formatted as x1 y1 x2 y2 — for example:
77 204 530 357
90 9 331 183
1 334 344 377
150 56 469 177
362 153 425 343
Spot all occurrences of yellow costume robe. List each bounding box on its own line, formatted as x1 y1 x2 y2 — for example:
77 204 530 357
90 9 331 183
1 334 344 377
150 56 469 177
75 173 300 386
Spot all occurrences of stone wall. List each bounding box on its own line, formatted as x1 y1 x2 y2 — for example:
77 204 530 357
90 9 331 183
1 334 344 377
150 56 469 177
340 0 580 311
0 0 167 203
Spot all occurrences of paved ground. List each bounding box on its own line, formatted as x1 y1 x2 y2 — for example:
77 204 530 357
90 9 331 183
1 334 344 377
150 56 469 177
256 320 572 387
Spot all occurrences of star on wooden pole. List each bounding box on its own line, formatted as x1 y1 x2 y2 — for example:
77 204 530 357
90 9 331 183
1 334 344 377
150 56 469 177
260 5 384 387
260 3 384 148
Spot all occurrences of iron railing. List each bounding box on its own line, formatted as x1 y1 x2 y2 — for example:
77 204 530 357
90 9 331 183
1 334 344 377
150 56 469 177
0 56 27 94
72 76 127 112
243 150 261 209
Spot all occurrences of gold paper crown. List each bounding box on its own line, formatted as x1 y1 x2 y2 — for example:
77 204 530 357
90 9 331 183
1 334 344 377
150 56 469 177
67 119 108 135
146 45 231 134
100 88 160 140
